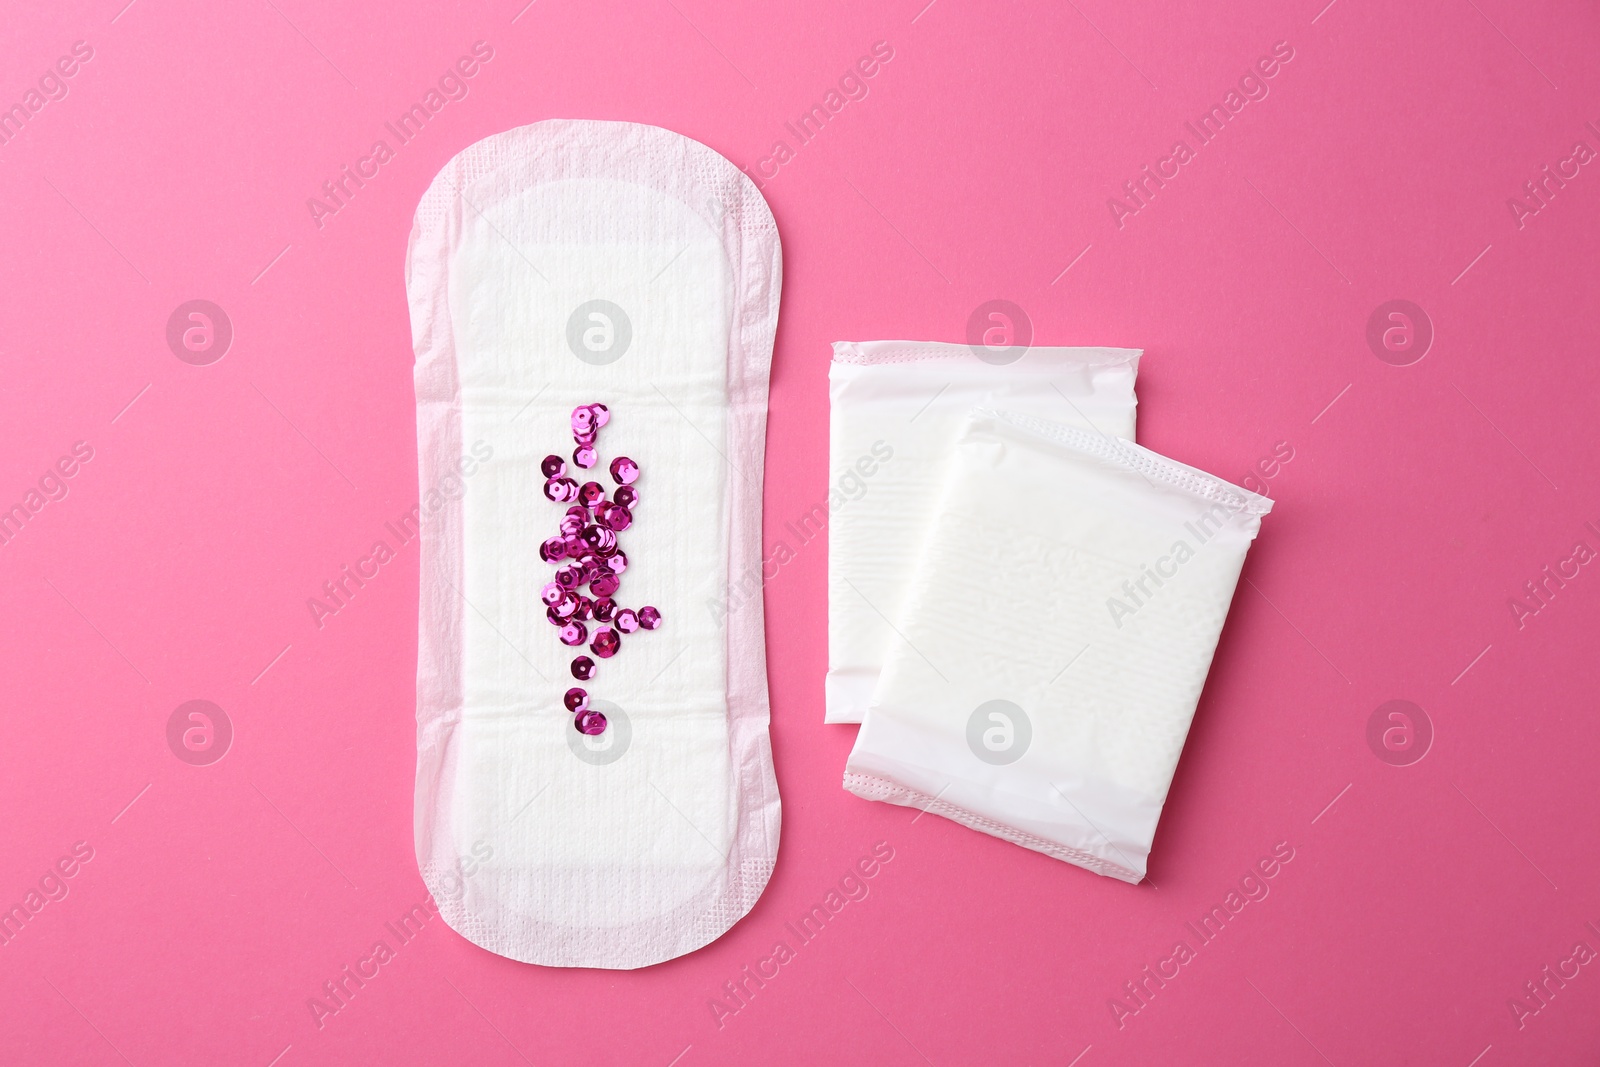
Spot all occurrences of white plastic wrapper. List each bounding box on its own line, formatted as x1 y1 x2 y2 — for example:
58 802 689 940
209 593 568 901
844 409 1271 882
407 120 781 967
825 341 1140 724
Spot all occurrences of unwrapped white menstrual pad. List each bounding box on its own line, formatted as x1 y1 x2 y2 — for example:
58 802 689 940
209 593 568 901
407 120 781 967
844 410 1271 882
825 342 1140 724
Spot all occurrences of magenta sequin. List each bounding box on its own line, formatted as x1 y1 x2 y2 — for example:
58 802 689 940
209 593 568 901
564 687 588 712
544 477 579 503
559 621 588 646
614 485 639 509
591 628 620 658
541 455 566 479
609 456 639 485
573 443 598 469
614 609 640 634
574 708 608 735
638 606 662 630
571 656 596 680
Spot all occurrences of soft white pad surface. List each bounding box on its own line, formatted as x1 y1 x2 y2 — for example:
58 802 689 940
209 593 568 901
844 410 1270 882
825 341 1140 724
407 120 781 968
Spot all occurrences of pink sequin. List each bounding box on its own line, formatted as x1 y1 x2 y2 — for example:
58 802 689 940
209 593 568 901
609 457 639 485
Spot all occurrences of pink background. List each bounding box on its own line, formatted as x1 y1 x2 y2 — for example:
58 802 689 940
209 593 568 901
3 0 1598 1063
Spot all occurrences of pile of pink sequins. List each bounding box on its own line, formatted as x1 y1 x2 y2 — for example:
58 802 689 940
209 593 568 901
540 403 662 735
